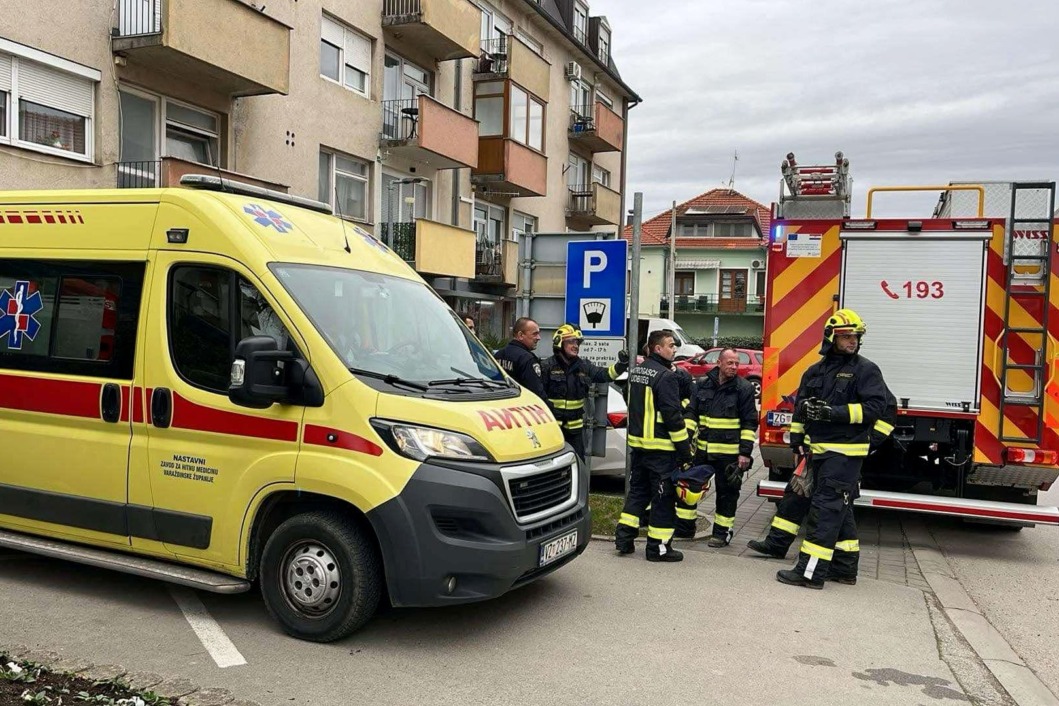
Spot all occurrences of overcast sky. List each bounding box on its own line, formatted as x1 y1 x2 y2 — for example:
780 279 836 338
597 0 1059 220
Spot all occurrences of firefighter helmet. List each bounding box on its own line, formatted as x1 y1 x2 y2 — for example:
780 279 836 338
676 479 706 507
552 323 583 349
820 308 866 353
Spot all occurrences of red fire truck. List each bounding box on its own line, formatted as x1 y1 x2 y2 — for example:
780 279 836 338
757 153 1059 526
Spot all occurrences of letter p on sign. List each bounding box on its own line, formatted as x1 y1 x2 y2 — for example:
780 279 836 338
583 251 607 288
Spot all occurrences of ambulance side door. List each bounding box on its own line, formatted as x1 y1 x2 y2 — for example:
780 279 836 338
134 252 303 567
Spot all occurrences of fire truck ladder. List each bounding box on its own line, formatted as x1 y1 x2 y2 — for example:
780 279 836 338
997 181 1056 444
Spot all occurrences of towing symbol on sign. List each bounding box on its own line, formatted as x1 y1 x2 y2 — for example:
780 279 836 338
0 281 44 350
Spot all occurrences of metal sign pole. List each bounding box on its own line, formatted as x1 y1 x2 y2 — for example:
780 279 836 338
625 193 642 496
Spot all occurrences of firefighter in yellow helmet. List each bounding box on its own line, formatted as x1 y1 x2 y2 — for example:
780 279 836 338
773 309 891 589
539 323 628 460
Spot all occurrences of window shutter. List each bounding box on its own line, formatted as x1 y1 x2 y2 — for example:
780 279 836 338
321 16 344 46
0 53 11 92
19 60 94 118
345 30 371 74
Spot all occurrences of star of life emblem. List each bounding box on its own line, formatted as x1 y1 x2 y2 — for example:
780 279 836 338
0 281 44 350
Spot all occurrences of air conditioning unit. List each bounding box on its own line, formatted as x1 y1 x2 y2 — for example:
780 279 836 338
564 61 582 81
751 259 764 269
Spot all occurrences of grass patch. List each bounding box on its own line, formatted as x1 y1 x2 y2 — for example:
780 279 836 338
589 492 711 537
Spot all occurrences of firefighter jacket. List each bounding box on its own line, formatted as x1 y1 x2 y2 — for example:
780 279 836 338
869 386 898 453
627 353 693 459
789 350 890 458
540 354 628 431
686 367 758 460
495 340 546 400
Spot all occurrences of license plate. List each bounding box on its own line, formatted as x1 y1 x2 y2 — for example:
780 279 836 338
539 530 578 567
767 411 793 427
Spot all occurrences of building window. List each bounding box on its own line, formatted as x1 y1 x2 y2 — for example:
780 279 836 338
755 270 766 298
508 84 545 151
596 89 613 109
592 165 610 188
516 30 544 56
598 25 610 63
382 172 430 224
118 88 220 186
478 2 512 49
169 266 289 394
680 223 707 237
0 44 100 161
319 150 370 222
512 211 536 243
0 260 145 379
474 81 504 137
570 78 592 119
713 222 755 237
573 2 588 44
474 202 506 278
321 15 371 96
676 272 695 295
567 153 590 190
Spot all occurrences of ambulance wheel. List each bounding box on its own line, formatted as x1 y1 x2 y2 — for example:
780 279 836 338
260 510 382 642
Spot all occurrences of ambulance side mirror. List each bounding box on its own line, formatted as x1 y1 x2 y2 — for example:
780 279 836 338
229 336 323 409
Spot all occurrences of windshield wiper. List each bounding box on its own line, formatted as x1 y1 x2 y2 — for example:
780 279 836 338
428 376 509 389
349 367 428 391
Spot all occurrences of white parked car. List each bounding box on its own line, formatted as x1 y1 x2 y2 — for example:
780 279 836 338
592 380 629 477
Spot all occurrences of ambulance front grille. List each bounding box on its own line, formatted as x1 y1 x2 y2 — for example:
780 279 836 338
500 452 579 524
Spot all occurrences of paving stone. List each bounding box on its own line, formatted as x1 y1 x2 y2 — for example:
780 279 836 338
178 687 236 706
123 671 166 691
21 649 60 666
78 664 128 683
152 678 199 699
49 656 94 674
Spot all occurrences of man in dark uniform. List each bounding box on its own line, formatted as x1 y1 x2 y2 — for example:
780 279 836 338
540 324 628 460
747 386 897 584
774 309 890 589
494 317 545 400
615 330 694 563
682 348 758 545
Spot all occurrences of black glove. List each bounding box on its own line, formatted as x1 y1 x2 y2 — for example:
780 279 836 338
790 455 814 497
803 398 834 422
724 463 744 487
617 349 629 364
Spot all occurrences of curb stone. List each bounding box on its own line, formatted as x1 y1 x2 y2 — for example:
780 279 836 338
0 644 262 706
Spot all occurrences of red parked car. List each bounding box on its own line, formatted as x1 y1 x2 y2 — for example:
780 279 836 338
675 347 763 397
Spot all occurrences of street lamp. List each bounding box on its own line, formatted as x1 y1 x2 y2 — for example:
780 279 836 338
385 177 425 249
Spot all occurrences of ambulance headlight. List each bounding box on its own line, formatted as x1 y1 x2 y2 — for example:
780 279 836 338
373 421 492 462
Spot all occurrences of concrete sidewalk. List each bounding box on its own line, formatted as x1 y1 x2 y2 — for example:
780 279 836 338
2 540 974 705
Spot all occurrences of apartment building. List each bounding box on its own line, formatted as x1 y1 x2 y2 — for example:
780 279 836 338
624 189 770 340
0 0 638 339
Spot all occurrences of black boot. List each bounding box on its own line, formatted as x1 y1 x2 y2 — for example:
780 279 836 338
673 526 697 540
645 543 683 562
747 539 787 559
616 539 635 555
828 574 857 585
776 569 824 589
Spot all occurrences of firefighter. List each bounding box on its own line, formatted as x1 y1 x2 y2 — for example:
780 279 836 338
540 324 629 460
494 317 546 400
615 330 694 562
747 386 897 584
775 309 890 589
640 365 696 532
681 348 758 545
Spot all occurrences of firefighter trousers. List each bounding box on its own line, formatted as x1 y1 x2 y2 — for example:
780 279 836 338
758 483 859 576
674 455 741 541
616 449 678 552
562 427 586 462
791 454 862 582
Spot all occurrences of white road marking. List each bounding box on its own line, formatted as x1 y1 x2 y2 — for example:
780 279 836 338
168 586 247 668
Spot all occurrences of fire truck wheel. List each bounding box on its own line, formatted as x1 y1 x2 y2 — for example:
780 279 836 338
260 510 382 642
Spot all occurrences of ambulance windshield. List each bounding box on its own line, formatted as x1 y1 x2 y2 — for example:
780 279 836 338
270 263 506 385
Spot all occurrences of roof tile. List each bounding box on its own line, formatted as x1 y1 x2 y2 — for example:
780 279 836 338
622 188 771 247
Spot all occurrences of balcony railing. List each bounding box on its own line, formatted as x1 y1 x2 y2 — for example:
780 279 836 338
382 98 420 141
382 222 417 263
570 106 595 133
116 160 162 188
475 35 509 74
567 183 594 215
382 0 420 16
475 238 504 279
660 294 765 315
117 0 162 37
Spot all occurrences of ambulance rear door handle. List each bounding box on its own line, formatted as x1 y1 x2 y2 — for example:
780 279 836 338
101 383 121 423
152 387 172 429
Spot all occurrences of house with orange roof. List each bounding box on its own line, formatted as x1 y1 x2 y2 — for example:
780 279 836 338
622 188 770 341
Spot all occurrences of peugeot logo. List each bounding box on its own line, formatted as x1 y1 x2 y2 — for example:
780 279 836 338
525 429 542 449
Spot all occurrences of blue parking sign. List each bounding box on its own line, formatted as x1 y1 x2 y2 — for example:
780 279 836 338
565 240 627 337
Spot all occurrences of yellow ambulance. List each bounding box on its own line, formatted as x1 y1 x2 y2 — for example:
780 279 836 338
0 176 588 642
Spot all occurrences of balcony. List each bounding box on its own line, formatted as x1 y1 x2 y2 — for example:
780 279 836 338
383 219 476 279
382 0 481 61
473 35 550 101
381 95 479 170
566 182 621 227
475 238 518 286
472 138 547 198
660 294 765 316
568 101 624 153
116 157 289 191
113 0 290 97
